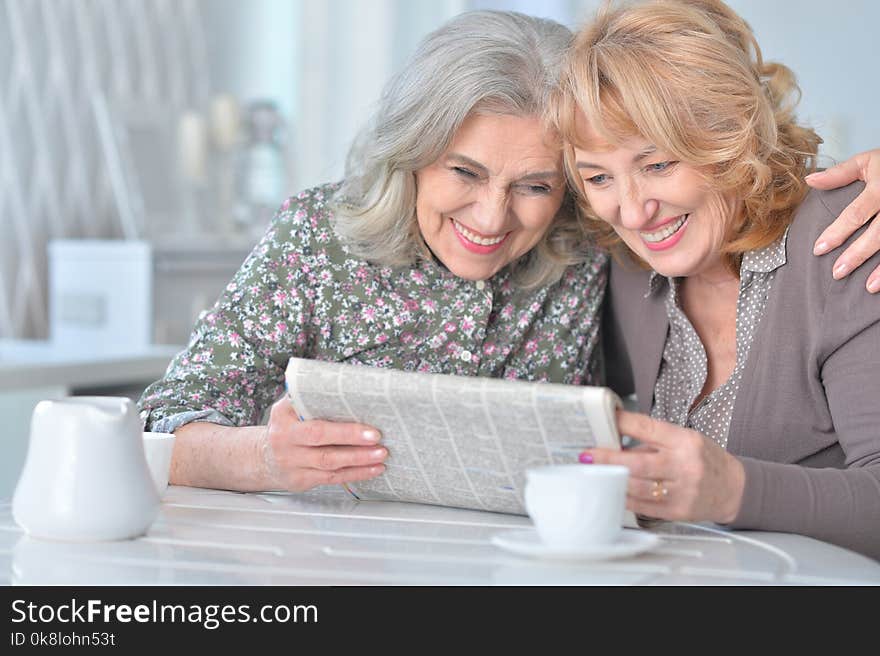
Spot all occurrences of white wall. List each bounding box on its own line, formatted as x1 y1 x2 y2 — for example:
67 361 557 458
203 0 880 193
202 0 468 193
292 0 467 191
724 0 879 164
570 0 880 165
203 0 297 119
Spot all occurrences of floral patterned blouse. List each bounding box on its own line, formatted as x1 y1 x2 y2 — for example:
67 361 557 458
139 184 609 433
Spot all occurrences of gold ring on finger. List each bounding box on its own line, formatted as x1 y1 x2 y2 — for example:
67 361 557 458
651 479 669 499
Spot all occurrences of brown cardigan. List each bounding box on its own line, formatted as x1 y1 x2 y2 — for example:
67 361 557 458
603 182 880 560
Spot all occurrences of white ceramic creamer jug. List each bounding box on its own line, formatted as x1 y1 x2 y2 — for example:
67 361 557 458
12 396 160 541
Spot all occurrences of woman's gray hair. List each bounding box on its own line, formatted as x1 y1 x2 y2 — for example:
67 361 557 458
330 10 590 288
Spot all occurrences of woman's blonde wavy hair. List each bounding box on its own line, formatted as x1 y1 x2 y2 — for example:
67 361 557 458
550 0 821 271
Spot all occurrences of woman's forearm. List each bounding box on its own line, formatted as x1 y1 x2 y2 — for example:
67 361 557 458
170 422 276 492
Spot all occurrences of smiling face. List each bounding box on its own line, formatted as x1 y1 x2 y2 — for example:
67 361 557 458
414 112 566 281
572 119 738 281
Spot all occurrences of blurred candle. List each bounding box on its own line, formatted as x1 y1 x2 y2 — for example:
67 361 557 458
178 111 207 184
210 94 241 151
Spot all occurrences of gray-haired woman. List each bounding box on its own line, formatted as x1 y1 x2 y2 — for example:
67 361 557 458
139 11 607 492
139 10 880 494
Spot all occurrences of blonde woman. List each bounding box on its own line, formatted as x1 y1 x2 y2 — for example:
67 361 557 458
554 0 880 558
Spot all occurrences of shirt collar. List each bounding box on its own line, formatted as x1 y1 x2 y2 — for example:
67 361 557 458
646 270 667 298
645 227 789 297
741 226 789 274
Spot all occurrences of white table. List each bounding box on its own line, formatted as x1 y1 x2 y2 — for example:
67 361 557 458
2 486 877 585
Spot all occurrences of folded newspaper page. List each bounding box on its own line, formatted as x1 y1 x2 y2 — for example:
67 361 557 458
285 357 629 519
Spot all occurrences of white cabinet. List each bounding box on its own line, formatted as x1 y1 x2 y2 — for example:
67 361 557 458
49 238 254 350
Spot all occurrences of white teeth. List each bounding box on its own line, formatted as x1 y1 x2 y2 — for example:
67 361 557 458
453 219 506 246
641 215 688 243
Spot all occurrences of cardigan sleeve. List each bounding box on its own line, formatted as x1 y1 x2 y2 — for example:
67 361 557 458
730 186 880 561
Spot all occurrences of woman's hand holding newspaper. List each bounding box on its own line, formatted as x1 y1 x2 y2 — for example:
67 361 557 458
259 396 387 491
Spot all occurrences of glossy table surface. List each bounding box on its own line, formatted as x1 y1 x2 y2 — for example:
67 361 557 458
2 486 878 586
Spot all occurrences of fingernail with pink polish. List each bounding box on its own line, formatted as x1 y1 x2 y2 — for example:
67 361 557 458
579 452 594 464
813 241 828 255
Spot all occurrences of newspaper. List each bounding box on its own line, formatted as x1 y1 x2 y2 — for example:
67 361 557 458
285 357 627 518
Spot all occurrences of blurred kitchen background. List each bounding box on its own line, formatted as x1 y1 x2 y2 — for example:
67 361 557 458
0 0 877 496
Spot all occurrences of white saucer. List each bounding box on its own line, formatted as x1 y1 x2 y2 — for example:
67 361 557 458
491 529 660 561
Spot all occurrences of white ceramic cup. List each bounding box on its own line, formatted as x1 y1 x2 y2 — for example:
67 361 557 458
12 396 160 542
143 432 175 495
524 464 629 550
